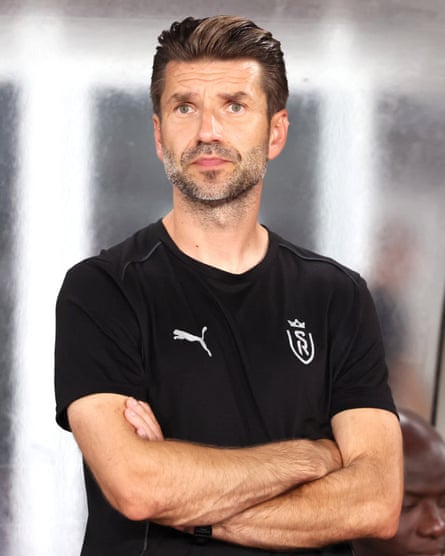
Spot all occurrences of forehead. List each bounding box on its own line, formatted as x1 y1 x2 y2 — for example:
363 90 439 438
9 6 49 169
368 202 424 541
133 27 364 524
162 59 265 98
405 445 445 494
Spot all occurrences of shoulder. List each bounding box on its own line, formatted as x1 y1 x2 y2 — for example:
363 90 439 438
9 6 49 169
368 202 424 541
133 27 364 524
61 221 163 289
57 221 165 318
98 220 165 281
273 232 363 291
270 232 376 327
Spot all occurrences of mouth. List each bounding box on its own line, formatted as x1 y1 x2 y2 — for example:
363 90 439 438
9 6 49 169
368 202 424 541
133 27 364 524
192 157 232 169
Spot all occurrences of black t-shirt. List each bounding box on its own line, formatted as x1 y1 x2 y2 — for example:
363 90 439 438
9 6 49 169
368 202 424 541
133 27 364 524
55 221 396 555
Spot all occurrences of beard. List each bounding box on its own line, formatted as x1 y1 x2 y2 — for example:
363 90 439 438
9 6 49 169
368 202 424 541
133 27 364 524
163 142 269 207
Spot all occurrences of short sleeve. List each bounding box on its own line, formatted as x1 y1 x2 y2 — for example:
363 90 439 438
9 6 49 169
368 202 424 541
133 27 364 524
329 275 397 417
54 259 147 431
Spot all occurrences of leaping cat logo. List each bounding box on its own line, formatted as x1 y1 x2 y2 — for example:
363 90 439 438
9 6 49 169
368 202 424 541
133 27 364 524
173 326 212 357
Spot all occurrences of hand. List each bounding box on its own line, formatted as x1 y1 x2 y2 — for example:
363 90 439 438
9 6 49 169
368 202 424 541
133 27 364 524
124 397 164 441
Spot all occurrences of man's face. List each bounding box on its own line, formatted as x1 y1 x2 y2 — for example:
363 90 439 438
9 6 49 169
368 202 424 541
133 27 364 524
361 442 445 556
153 59 287 206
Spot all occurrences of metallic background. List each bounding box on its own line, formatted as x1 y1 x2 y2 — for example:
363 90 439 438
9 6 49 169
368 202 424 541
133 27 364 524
0 0 444 554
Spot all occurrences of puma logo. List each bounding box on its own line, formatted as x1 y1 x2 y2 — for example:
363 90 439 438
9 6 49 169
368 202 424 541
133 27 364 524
173 326 212 358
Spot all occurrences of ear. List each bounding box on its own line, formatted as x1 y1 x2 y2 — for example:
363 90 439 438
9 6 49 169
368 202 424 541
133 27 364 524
268 109 289 161
152 114 164 161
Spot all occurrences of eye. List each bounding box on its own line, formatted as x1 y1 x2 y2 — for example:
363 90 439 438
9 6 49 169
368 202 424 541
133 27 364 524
402 495 420 512
228 103 244 113
402 502 418 512
176 104 193 114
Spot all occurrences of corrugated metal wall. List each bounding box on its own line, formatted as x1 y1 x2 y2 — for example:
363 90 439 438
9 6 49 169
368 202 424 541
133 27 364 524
0 1 444 554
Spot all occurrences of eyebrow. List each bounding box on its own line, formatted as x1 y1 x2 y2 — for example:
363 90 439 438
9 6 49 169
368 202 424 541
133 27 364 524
219 91 251 103
166 92 195 105
165 91 252 106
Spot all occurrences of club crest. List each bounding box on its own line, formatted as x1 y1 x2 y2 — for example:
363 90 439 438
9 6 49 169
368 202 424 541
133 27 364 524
286 318 315 365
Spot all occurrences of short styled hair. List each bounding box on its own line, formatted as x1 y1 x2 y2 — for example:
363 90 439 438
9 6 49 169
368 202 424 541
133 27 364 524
150 15 289 119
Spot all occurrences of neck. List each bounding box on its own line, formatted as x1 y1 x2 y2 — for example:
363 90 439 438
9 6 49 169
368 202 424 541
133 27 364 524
163 187 268 274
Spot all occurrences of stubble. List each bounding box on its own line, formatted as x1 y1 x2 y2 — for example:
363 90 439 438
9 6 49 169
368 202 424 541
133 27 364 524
163 142 269 209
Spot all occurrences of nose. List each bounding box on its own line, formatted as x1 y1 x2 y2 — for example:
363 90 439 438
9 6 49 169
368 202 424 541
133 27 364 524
196 108 223 143
418 501 445 538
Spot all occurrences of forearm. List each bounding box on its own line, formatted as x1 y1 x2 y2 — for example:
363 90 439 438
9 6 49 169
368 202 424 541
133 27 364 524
69 394 341 527
212 460 395 550
116 436 340 527
211 410 404 551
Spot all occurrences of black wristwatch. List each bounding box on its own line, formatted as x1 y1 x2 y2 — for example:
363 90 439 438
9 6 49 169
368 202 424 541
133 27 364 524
193 525 212 544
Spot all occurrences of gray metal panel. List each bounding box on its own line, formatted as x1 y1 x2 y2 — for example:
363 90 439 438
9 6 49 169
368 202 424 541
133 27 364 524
0 82 18 555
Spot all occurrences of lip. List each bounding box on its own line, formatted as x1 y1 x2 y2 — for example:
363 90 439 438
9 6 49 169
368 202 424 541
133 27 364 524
193 157 231 168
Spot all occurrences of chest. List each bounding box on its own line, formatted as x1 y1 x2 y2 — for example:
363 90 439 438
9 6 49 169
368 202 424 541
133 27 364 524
135 262 335 445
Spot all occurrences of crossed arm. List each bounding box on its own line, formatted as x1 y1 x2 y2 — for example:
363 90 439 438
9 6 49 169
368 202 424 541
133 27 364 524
67 394 403 550
210 408 403 550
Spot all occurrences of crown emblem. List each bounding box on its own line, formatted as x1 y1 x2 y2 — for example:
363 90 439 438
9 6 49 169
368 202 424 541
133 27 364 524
286 317 315 365
287 319 305 329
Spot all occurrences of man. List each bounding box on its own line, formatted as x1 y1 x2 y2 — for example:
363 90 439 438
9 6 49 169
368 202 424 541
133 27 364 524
54 15 403 555
353 408 445 556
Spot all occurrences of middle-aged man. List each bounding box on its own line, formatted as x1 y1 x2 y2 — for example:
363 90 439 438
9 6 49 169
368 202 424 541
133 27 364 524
55 15 403 555
353 408 445 556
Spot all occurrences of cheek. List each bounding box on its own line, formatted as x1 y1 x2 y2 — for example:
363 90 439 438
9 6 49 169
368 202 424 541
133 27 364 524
393 513 421 549
174 134 200 159
228 118 268 143
158 137 184 164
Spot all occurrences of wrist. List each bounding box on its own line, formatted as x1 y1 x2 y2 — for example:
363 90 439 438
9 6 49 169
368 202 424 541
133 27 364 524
193 525 212 544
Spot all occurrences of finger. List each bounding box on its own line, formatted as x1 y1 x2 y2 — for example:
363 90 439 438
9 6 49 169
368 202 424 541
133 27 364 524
125 398 164 440
126 398 161 435
124 399 159 439
127 398 163 438
124 407 162 440
137 401 164 439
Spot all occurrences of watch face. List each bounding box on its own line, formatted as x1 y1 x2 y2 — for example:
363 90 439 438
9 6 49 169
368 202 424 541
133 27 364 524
193 525 212 544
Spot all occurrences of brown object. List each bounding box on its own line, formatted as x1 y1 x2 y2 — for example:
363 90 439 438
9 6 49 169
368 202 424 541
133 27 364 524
353 408 445 556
